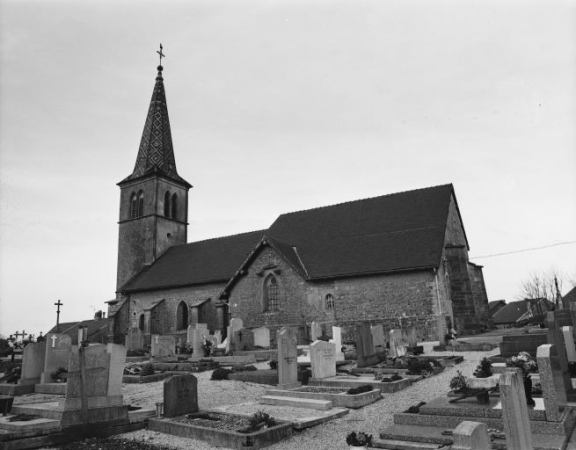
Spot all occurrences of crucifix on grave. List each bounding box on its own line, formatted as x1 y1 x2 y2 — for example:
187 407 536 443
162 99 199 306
54 299 63 332
51 334 58 348
13 331 24 341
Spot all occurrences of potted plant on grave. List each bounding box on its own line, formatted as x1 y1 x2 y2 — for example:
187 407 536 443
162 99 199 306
346 431 372 449
473 357 493 378
506 351 537 406
50 366 68 383
449 370 469 394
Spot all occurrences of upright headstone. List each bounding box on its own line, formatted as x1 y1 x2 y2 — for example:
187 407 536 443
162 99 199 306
19 342 46 385
407 325 418 348
310 340 336 379
562 326 576 362
277 327 301 390
499 370 534 449
536 343 565 422
125 328 143 351
330 326 345 361
253 327 271 348
228 318 243 352
190 324 209 356
371 324 385 353
546 312 574 398
214 330 222 346
233 328 254 351
186 325 194 345
310 321 322 342
41 334 72 383
356 322 378 368
151 335 176 358
163 374 199 418
451 421 491 450
389 329 405 358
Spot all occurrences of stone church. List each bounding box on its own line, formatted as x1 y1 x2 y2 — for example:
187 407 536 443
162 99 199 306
107 64 490 347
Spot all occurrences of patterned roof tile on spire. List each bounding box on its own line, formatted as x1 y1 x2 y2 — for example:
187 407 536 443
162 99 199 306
119 65 191 187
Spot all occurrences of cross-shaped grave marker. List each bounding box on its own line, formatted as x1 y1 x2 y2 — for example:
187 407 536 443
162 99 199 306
51 334 58 348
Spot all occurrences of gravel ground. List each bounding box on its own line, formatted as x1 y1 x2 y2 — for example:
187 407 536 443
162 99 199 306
111 345 499 450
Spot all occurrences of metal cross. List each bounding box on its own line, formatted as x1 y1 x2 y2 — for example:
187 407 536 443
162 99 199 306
14 331 23 340
157 44 165 65
54 299 63 332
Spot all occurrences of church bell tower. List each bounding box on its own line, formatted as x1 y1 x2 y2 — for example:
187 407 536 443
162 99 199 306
116 60 191 291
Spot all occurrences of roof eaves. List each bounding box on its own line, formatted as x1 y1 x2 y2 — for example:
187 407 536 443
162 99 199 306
307 264 438 282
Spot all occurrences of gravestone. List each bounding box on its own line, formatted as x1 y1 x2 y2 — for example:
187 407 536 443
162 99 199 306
330 326 345 361
356 322 378 368
163 374 199 418
500 370 534 449
277 327 301 390
228 318 244 352
371 324 385 353
536 343 566 422
253 327 271 348
562 326 576 362
189 324 209 356
214 330 222 346
233 328 254 351
389 329 405 358
310 321 322 342
451 421 491 450
546 311 573 397
407 325 418 347
19 342 46 385
310 340 336 379
151 335 176 358
41 333 72 383
125 328 143 351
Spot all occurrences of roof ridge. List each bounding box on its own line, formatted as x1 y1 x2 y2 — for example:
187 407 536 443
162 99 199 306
178 229 267 247
275 184 453 218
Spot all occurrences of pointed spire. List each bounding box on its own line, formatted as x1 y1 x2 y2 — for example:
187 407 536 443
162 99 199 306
121 61 190 187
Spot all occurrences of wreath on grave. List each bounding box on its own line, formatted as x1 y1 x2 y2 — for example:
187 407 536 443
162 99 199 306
50 366 68 382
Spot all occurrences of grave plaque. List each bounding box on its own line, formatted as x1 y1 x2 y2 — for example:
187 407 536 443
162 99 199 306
151 335 176 358
277 327 301 390
163 374 199 418
310 340 336 379
310 321 322 342
371 324 385 353
356 322 378 368
19 342 46 385
500 370 534 449
41 333 72 383
253 327 271 348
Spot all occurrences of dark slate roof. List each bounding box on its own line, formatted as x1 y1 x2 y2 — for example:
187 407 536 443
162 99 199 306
121 230 266 292
47 318 110 345
488 300 506 316
119 66 190 188
491 298 553 325
266 184 457 279
564 286 576 304
122 184 460 292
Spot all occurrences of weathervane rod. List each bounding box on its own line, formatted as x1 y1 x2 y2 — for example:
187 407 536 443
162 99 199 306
157 43 165 66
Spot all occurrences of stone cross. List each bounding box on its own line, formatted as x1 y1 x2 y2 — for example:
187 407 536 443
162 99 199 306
51 334 58 348
54 299 63 331
499 370 534 449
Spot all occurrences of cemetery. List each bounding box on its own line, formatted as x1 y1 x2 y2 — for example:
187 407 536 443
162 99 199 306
3 313 576 449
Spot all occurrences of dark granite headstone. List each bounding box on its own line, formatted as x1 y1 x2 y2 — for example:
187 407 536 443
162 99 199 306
356 322 379 368
163 375 198 418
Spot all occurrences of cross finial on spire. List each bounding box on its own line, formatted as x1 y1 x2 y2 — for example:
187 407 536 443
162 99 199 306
157 44 165 66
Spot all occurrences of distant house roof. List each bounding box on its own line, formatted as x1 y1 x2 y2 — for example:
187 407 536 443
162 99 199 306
47 318 110 345
488 300 506 316
121 184 462 292
492 298 553 325
564 286 576 304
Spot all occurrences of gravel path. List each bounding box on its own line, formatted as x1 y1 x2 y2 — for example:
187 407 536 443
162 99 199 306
116 346 498 450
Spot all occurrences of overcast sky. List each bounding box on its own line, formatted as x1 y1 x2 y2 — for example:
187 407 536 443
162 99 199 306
1 0 575 338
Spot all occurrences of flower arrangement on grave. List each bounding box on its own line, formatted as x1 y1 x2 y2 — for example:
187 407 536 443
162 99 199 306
449 370 469 393
506 351 537 406
140 362 155 377
347 385 373 395
50 366 68 382
237 411 278 433
202 337 213 357
506 352 537 377
407 358 441 377
473 357 493 378
346 431 373 448
268 360 278 370
211 368 232 380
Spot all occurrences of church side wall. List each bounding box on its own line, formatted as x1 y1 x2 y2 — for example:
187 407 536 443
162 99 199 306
469 263 491 329
127 282 226 337
229 245 442 345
